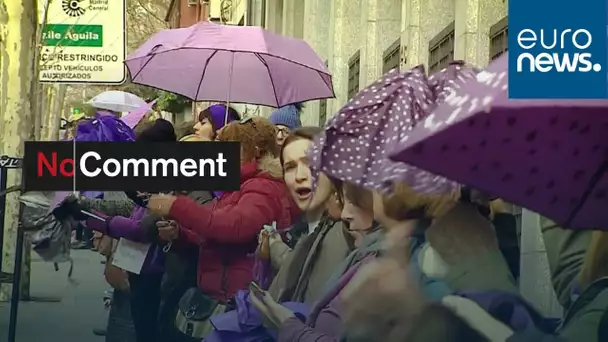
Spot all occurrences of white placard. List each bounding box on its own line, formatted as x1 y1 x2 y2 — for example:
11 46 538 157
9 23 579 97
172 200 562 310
111 238 151 275
37 0 127 84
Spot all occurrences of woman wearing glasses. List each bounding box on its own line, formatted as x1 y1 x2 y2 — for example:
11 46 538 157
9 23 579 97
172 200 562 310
269 103 303 146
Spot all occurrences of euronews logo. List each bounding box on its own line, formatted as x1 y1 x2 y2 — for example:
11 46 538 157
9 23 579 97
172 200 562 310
516 29 602 73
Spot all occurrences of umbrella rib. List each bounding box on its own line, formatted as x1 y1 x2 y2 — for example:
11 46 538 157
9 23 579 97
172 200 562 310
565 159 607 227
193 50 219 101
254 53 280 107
316 70 335 98
130 45 163 81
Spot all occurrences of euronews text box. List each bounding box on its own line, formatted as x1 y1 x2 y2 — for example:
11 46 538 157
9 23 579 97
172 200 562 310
508 0 608 99
23 141 241 192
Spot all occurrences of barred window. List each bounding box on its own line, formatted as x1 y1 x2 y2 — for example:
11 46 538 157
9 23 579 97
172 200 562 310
383 38 401 74
490 16 508 61
319 60 329 126
347 51 361 100
428 22 455 75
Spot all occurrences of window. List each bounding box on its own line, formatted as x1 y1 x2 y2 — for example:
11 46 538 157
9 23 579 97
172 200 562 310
347 51 361 100
428 22 455 75
382 38 401 74
490 16 508 61
319 60 329 126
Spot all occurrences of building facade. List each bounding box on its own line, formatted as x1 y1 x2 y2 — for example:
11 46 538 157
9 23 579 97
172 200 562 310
245 0 508 125
165 0 210 29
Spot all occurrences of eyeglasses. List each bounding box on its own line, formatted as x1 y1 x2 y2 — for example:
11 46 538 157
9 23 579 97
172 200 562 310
276 127 290 137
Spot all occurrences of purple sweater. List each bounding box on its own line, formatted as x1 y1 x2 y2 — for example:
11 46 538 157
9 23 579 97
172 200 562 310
277 256 372 342
86 206 164 274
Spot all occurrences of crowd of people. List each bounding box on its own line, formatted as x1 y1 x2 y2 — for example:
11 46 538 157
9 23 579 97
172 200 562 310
56 96 607 342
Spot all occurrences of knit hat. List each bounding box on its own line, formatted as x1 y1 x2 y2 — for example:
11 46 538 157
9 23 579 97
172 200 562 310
269 104 302 130
205 104 240 130
136 118 176 142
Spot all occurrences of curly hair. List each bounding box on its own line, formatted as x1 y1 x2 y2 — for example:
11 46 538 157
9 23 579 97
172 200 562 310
218 117 279 162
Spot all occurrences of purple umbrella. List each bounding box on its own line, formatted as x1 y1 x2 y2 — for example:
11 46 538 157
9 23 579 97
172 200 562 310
390 53 608 230
308 66 458 193
125 21 334 107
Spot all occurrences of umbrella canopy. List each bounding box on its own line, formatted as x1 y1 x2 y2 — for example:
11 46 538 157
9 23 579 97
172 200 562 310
308 67 458 193
390 54 608 229
120 99 158 129
125 21 334 107
87 90 147 113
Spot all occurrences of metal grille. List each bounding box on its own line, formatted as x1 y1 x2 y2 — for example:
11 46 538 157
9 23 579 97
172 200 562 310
319 60 329 126
428 22 455 75
490 16 508 61
383 38 401 74
347 51 361 100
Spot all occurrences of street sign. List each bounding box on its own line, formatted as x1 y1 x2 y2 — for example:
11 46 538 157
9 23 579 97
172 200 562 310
38 0 127 84
0 156 22 169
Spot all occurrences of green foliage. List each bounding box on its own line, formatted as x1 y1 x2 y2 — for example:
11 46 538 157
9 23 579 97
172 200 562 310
156 91 192 113
86 82 191 114
113 83 159 101
68 101 96 117
109 83 191 113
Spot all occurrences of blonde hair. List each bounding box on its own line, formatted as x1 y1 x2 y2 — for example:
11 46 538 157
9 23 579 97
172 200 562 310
179 134 204 142
218 117 279 161
382 182 458 220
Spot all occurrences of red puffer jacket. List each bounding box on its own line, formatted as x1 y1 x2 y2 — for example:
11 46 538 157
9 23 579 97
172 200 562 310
169 156 300 301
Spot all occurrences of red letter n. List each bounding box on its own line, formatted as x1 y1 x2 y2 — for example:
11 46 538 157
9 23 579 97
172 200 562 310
38 152 57 176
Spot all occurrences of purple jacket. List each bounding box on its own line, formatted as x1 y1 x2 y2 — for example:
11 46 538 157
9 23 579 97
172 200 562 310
205 290 309 342
86 206 164 274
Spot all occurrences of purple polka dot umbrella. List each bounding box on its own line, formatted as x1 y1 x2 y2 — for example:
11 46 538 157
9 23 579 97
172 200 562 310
308 66 459 194
389 53 608 230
